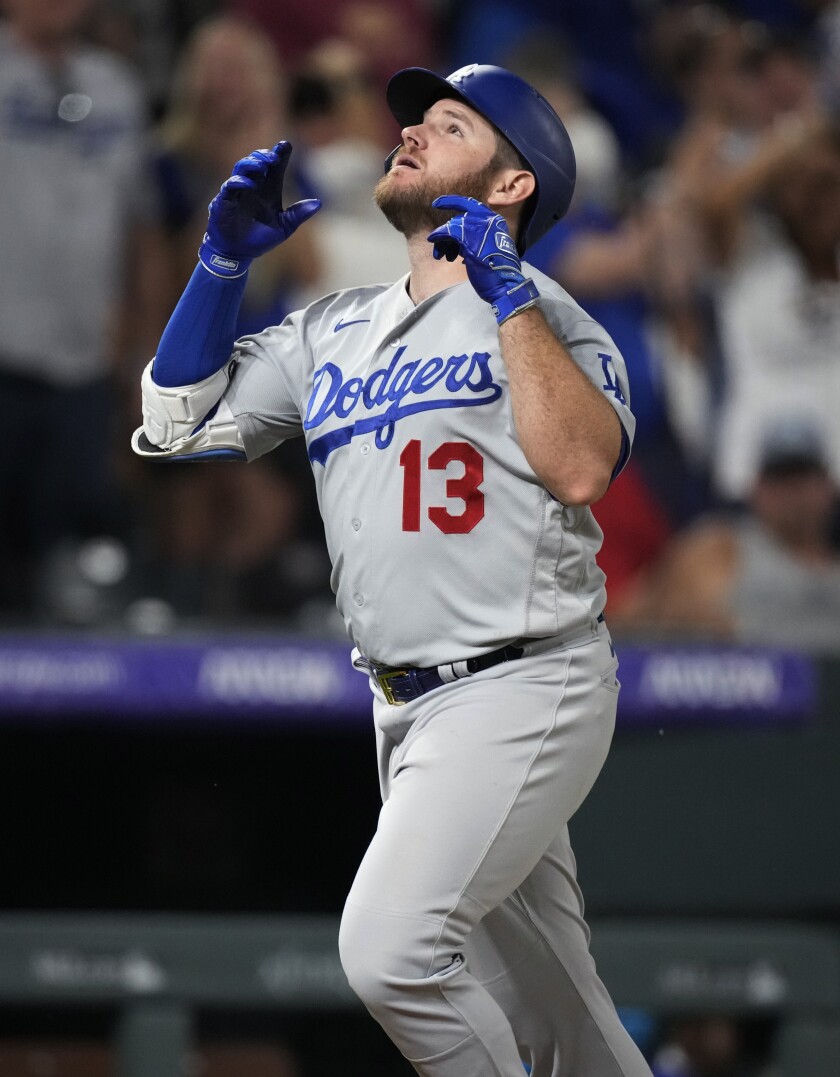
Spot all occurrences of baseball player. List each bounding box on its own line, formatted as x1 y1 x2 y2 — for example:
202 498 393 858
134 64 652 1077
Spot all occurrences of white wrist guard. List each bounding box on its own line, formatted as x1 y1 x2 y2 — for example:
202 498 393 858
140 358 232 448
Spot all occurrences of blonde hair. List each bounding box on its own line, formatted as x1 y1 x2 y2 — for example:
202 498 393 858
160 15 286 160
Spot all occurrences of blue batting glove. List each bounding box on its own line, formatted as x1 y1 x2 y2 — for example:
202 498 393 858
199 141 321 279
428 195 540 325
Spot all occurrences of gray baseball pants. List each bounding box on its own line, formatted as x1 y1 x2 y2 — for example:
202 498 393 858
339 622 653 1076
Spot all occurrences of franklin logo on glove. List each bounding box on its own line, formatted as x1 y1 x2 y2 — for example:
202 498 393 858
208 253 240 273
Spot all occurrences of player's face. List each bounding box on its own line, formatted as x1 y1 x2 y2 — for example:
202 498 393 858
374 98 507 238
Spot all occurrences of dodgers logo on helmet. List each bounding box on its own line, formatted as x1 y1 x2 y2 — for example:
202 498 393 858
448 65 477 87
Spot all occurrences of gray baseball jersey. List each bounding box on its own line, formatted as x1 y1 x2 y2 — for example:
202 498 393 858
222 263 633 667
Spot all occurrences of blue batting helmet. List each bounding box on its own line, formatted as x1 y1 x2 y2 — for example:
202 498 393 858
385 63 577 253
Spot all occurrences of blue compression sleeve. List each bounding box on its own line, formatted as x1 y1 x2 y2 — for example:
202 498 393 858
152 263 248 388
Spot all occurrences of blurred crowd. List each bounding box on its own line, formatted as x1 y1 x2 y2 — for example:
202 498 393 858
1 0 839 653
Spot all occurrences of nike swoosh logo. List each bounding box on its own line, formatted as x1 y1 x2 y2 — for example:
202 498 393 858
333 318 371 333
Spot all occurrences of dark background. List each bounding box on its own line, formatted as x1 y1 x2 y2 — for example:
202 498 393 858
1 661 838 1074
2 659 838 918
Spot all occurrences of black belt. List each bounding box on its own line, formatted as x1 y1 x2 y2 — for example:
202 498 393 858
369 615 604 706
370 643 524 706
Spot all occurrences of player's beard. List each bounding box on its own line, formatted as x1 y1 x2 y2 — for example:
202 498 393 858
374 160 501 238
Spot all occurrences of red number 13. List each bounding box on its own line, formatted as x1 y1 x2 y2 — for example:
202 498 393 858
399 439 485 534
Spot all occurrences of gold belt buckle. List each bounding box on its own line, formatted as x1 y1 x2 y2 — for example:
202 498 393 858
377 668 408 706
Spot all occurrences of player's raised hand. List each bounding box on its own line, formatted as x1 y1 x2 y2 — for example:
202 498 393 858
199 141 321 279
428 195 540 325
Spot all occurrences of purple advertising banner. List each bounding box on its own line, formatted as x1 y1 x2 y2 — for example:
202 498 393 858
0 635 819 727
613 646 817 726
0 636 372 723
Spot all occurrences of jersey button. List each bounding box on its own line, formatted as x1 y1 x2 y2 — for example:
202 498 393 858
360 444 370 456
389 338 400 347
353 592 365 607
352 518 362 531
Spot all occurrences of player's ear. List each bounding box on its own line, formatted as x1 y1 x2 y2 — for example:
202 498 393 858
486 169 536 211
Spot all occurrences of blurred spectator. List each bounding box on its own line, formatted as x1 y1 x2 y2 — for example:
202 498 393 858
652 1015 773 1077
334 1 438 93
701 118 840 500
504 33 623 216
649 4 770 141
648 8 832 489
642 6 785 471
138 14 331 624
613 419 840 652
86 0 224 118
661 10 826 248
289 38 408 296
154 13 321 318
228 0 437 92
291 36 392 151
0 0 168 620
445 0 684 165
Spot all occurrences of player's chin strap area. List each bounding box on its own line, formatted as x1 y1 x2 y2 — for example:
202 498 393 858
355 614 606 706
